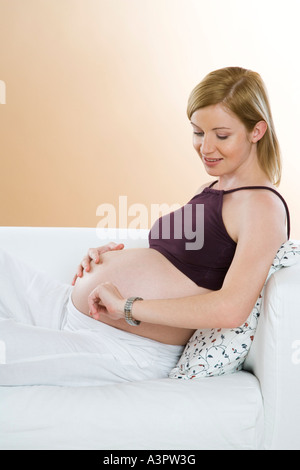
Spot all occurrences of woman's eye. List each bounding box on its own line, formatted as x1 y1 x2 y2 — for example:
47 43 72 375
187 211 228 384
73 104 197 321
217 135 229 140
193 132 204 137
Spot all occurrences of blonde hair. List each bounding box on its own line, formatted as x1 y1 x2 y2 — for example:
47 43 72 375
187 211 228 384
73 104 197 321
187 67 282 186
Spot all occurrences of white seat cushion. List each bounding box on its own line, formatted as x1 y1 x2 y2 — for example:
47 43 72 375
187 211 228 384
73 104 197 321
0 371 263 450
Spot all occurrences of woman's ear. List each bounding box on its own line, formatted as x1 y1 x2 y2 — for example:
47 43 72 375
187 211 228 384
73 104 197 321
251 120 268 143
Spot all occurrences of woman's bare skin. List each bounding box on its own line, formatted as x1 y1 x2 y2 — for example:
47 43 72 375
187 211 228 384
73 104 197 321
72 246 211 345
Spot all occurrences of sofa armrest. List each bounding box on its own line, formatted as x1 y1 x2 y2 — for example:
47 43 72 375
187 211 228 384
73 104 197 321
244 257 300 449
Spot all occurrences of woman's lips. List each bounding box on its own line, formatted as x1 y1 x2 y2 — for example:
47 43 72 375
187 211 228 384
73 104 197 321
203 156 223 166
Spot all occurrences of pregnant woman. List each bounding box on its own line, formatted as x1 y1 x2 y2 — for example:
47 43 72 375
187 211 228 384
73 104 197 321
0 67 290 386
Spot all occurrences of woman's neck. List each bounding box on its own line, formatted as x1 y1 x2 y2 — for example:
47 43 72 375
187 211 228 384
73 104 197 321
215 159 272 191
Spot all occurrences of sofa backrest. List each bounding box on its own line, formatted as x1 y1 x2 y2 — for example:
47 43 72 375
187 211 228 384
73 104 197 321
0 226 149 283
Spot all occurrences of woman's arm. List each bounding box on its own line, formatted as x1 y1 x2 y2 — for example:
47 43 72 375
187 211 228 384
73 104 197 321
88 191 287 329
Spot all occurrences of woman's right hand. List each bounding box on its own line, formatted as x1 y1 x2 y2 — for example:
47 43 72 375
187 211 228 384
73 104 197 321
72 242 124 285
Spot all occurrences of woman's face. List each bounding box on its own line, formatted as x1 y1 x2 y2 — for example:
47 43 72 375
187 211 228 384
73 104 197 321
190 104 255 179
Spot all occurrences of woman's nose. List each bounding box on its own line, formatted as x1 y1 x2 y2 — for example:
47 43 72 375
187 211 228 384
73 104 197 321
201 135 214 155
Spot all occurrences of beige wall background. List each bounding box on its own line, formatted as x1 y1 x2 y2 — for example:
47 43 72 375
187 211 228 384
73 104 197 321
0 0 299 238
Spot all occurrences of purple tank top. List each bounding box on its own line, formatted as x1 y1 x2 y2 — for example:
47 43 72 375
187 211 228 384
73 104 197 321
149 181 290 290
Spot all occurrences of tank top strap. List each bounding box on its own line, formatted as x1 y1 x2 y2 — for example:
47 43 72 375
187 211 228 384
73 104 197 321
223 185 291 239
208 180 219 188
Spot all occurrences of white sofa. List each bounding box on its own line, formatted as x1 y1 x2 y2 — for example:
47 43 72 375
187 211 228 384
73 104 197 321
0 226 299 450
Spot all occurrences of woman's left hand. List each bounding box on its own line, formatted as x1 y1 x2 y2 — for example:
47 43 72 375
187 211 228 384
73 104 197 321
88 282 125 321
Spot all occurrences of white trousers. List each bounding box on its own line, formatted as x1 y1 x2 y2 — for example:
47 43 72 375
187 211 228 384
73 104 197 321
0 249 183 386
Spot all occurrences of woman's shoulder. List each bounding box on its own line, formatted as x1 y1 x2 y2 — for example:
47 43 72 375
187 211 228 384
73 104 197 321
223 184 289 244
236 187 288 242
232 184 287 214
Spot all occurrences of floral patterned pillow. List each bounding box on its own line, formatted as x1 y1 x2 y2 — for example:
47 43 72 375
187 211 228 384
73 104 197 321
169 241 300 380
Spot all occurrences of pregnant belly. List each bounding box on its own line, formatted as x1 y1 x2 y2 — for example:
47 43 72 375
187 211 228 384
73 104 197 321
71 248 210 345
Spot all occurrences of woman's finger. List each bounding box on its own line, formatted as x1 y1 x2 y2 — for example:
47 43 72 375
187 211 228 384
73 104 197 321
88 287 102 315
98 243 124 255
72 264 84 285
88 248 100 264
81 255 92 271
107 242 124 251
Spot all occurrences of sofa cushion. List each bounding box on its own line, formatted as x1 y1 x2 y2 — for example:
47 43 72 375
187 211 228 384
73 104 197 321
0 371 263 450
